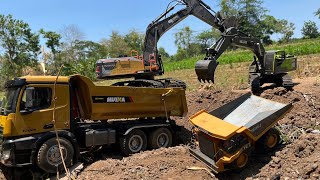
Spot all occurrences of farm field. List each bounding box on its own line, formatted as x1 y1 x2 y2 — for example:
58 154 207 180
164 38 320 72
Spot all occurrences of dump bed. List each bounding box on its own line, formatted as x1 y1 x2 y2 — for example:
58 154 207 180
190 93 292 140
71 75 188 120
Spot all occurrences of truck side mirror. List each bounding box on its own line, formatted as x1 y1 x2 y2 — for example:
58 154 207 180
25 87 35 109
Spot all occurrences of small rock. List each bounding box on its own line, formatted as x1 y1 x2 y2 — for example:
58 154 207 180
311 130 320 134
270 172 281 180
272 157 281 164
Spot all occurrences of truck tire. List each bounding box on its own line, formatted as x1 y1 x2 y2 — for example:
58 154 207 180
234 152 249 170
258 127 281 152
36 137 74 173
120 129 147 156
148 127 172 149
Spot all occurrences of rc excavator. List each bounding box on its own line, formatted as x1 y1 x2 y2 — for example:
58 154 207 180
196 27 297 91
95 0 235 88
96 0 297 91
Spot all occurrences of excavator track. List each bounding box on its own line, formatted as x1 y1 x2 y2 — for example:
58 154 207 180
159 78 187 89
281 74 294 89
112 79 164 88
111 78 187 89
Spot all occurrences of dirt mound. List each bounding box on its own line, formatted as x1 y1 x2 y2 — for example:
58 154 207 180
78 146 213 180
255 134 320 179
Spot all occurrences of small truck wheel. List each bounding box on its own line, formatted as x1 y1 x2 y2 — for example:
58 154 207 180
37 137 74 173
259 127 281 152
120 129 147 156
229 151 249 171
148 127 172 149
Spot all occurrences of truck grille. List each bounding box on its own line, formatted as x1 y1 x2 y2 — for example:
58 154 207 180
198 133 215 160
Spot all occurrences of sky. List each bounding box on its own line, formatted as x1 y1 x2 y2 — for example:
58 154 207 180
0 0 319 55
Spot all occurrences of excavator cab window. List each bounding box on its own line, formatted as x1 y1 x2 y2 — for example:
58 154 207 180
275 51 286 66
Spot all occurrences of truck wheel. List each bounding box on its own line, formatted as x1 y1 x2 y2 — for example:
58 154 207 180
259 128 281 152
36 137 74 173
232 152 249 172
120 129 147 156
235 152 249 169
148 127 172 149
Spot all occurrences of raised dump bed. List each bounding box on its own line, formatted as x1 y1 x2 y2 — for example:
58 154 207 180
189 93 292 173
71 75 188 120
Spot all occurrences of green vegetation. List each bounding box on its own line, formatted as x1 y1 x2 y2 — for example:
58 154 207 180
0 91 4 101
164 38 320 72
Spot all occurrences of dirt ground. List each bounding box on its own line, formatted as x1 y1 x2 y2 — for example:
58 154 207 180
1 57 319 179
75 76 320 180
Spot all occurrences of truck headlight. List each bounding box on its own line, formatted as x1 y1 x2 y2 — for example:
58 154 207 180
2 149 11 161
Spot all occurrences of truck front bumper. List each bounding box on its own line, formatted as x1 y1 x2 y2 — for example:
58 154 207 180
189 147 220 174
0 137 36 167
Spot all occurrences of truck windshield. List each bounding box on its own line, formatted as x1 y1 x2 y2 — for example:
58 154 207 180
0 87 20 115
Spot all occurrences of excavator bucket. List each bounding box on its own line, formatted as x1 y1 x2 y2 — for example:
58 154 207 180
195 60 218 83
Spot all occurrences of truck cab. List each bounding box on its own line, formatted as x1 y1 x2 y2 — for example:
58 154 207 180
0 76 75 171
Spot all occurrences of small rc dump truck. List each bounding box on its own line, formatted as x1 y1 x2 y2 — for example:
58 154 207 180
189 93 292 173
0 75 187 175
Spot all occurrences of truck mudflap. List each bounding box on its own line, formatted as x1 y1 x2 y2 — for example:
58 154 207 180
189 147 219 174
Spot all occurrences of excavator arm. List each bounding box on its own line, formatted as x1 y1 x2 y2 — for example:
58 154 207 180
96 0 236 81
195 27 266 82
143 0 227 76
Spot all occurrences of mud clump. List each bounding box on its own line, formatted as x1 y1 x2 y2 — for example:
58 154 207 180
256 134 320 179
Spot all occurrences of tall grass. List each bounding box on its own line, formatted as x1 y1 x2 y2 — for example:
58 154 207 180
164 38 320 72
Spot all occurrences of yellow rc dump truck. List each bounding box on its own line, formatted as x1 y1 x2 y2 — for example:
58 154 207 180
0 75 187 174
189 93 292 173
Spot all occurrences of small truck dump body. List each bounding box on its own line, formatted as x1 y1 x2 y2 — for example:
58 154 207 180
189 93 292 173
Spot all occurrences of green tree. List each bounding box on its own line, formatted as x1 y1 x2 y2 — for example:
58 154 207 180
278 20 295 43
196 28 221 52
158 47 170 61
40 29 61 56
124 29 144 53
39 29 62 74
219 0 294 44
73 40 107 60
315 8 320 18
301 21 319 39
101 31 130 57
174 26 194 50
61 40 108 79
0 14 40 78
